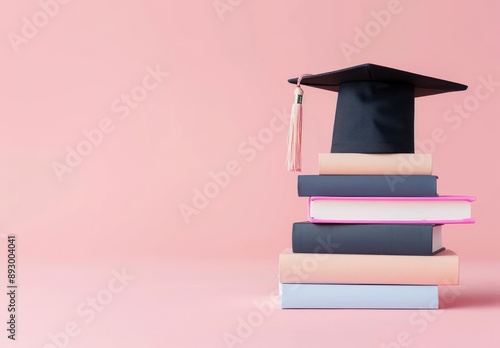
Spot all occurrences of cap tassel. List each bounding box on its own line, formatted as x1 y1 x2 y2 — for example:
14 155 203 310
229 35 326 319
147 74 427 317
287 75 310 172
286 87 303 171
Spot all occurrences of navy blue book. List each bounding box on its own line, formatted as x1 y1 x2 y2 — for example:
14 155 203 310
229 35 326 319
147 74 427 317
292 222 444 256
297 175 437 197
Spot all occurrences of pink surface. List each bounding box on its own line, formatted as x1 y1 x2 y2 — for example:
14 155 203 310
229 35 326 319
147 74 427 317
2 260 499 347
0 0 499 347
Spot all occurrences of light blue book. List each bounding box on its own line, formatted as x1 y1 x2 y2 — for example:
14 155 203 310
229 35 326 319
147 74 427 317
280 283 439 309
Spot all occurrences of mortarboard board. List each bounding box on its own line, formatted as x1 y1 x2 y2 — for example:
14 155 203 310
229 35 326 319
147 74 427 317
286 63 467 171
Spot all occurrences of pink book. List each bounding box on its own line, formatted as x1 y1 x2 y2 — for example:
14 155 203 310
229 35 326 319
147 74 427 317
308 196 475 224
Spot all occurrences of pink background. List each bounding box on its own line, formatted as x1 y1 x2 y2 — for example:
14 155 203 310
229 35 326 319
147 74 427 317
1 0 499 347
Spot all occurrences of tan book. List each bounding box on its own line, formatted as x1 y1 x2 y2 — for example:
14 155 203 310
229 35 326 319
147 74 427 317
318 153 432 175
279 248 458 285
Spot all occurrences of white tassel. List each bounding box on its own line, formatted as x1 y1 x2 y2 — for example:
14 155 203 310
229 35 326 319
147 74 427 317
286 86 303 172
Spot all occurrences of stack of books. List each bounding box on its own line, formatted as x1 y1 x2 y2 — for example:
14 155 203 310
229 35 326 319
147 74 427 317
279 153 475 309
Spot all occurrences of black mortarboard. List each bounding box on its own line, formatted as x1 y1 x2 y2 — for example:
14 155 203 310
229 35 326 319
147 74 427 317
287 63 467 156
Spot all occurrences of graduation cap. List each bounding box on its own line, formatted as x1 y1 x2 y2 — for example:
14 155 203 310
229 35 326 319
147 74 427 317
285 63 468 172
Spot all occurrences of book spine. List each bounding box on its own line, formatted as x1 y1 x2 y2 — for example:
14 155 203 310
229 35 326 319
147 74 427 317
292 223 440 255
279 250 459 285
297 175 437 197
318 153 432 175
280 283 439 309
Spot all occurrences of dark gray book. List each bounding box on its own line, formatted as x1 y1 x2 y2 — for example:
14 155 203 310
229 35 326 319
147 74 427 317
292 222 444 256
297 175 437 197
